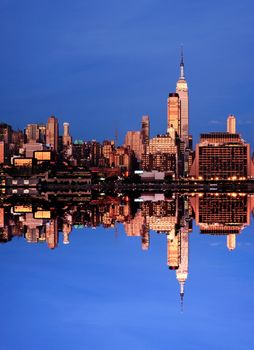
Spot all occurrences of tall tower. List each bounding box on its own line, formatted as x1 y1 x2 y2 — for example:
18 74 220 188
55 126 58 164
176 48 189 147
176 228 189 311
63 122 72 146
141 115 150 145
227 115 236 134
46 116 59 151
167 228 180 270
167 93 180 136
227 234 236 251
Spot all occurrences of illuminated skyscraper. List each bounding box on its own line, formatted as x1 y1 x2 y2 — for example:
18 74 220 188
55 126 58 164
25 123 46 144
62 223 71 244
227 234 236 251
227 115 236 134
167 93 180 135
176 49 189 147
190 193 251 249
0 141 5 164
176 228 189 309
62 122 72 146
141 133 178 175
25 124 39 142
46 116 59 151
46 219 58 249
141 115 150 145
0 123 12 144
190 129 254 180
124 131 143 160
167 230 180 270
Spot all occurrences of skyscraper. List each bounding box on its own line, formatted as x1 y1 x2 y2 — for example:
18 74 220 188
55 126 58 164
176 49 189 147
141 115 150 145
167 93 180 135
25 123 46 143
189 120 254 180
62 122 72 146
46 116 59 151
176 228 189 310
227 114 236 134
141 133 178 175
124 131 143 161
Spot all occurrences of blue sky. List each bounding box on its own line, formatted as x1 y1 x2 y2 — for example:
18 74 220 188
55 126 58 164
1 221 254 350
0 0 254 145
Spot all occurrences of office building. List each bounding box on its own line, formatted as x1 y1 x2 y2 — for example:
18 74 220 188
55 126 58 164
0 123 12 144
62 122 72 146
25 123 46 144
46 116 59 151
227 115 236 134
141 133 178 176
167 93 180 135
190 193 251 249
141 115 150 145
124 131 143 161
190 117 254 179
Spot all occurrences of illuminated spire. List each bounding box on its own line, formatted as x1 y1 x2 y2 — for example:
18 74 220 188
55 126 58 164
180 46 185 79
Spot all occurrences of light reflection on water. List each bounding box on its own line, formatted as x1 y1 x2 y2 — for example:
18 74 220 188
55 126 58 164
1 193 254 350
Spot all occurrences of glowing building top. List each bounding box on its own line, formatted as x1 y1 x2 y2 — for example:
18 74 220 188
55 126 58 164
176 48 189 146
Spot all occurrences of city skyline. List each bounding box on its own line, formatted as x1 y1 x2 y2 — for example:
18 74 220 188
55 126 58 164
1 1 254 349
1 52 254 182
1 52 253 148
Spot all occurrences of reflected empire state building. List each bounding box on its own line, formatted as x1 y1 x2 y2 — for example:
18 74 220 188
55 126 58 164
1 193 253 307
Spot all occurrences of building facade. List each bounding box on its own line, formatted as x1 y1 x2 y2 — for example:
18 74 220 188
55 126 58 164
46 116 59 151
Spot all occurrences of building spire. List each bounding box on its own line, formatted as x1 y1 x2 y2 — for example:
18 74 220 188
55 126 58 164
180 292 184 313
180 45 185 79
180 281 185 312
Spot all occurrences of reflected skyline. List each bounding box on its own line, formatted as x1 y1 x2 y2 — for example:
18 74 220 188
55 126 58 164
1 192 253 307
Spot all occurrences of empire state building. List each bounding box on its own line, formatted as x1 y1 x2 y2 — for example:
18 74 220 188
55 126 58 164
176 50 189 147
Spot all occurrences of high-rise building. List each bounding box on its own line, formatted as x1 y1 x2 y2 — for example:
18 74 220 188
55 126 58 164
167 231 181 270
25 124 39 142
91 141 102 166
227 234 236 251
0 141 6 164
109 146 133 173
190 193 251 250
25 124 46 144
124 131 143 161
141 115 150 145
46 116 59 151
176 228 189 309
0 123 12 144
190 130 254 180
176 50 189 147
46 219 58 249
227 114 236 133
62 122 72 146
124 210 149 250
141 133 178 176
167 93 180 135
102 140 115 166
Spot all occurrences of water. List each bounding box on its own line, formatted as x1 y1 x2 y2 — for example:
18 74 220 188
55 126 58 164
1 193 254 350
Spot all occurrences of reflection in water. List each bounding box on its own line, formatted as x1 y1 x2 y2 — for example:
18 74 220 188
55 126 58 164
1 193 253 307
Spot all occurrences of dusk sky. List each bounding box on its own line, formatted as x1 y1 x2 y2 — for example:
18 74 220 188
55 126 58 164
0 0 254 145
